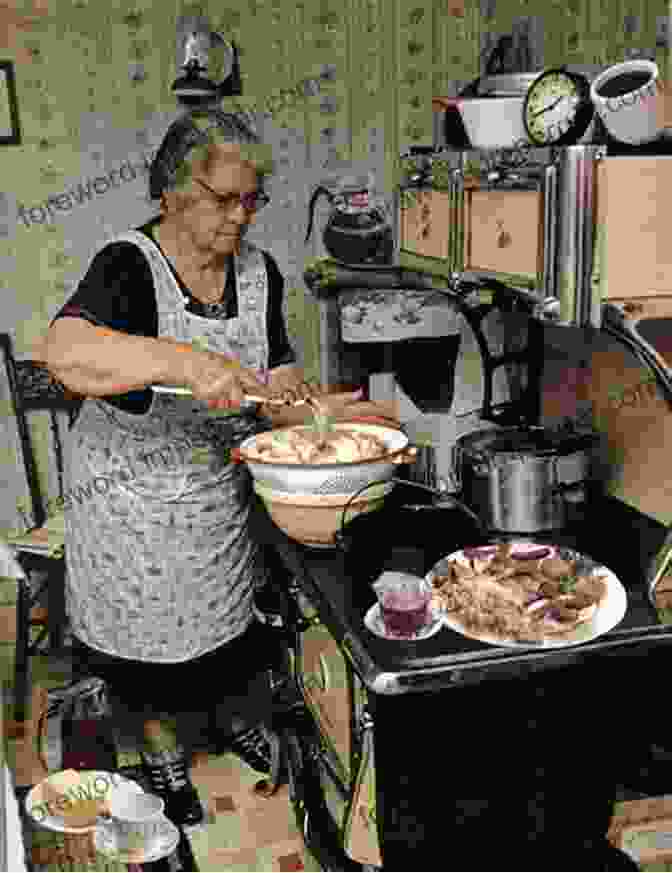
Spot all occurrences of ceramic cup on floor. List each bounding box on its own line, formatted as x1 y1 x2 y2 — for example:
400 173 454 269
590 59 662 145
107 790 165 854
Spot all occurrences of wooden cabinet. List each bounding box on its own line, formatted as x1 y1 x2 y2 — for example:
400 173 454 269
598 157 672 302
400 189 451 260
400 184 543 280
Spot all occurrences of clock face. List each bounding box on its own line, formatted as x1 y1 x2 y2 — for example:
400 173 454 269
524 70 591 145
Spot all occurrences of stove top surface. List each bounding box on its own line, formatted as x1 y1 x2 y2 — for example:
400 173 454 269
291 486 669 691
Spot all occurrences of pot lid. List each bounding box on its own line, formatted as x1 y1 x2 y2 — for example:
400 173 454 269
457 425 599 458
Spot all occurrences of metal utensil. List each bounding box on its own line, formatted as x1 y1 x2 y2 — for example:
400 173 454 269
150 384 311 407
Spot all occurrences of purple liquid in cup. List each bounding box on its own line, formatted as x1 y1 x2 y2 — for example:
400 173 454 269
380 590 430 636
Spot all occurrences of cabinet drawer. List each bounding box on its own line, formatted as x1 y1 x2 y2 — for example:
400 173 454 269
400 189 429 255
400 190 450 260
465 188 543 278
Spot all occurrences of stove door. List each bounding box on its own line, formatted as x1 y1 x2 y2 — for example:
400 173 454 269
297 612 354 788
292 590 383 869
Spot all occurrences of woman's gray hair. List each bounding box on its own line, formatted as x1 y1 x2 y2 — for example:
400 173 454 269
149 108 271 201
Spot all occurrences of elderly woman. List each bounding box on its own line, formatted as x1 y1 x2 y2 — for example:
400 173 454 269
38 109 385 826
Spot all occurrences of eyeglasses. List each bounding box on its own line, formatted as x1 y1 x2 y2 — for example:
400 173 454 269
195 178 270 212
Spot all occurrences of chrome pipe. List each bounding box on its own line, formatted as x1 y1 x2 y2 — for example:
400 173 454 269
553 146 605 329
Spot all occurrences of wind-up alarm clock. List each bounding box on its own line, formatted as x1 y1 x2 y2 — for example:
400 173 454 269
523 68 595 146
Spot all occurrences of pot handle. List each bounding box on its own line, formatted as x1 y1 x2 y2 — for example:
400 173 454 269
451 443 463 493
552 480 587 504
551 455 588 503
305 185 334 244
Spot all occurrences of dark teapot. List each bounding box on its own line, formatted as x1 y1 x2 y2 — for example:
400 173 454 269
304 177 394 266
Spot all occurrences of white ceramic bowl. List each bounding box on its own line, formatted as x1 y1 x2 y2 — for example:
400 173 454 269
253 481 394 547
457 97 528 150
590 59 661 145
234 422 412 496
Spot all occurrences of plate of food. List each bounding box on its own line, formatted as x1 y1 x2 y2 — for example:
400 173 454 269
25 769 144 834
428 542 627 649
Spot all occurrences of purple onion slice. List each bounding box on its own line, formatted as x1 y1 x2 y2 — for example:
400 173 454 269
463 545 498 559
510 545 552 560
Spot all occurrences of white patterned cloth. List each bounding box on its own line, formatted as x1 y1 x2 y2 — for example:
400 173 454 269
0 539 25 579
64 231 272 662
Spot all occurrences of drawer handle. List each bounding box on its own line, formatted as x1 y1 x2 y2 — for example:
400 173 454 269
421 225 431 238
318 653 331 692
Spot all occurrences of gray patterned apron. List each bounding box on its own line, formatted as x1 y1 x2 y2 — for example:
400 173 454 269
63 231 271 662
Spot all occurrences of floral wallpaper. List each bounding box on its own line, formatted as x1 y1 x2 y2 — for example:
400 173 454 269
0 0 669 534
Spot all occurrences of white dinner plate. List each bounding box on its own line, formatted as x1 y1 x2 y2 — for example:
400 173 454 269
25 771 144 835
428 543 628 649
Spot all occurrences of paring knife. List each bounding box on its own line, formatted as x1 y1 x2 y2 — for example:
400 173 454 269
150 384 312 406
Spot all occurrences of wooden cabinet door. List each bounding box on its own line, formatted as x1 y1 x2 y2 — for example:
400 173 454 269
400 190 450 260
416 190 450 260
584 330 672 525
598 158 672 300
465 188 543 279
399 189 427 255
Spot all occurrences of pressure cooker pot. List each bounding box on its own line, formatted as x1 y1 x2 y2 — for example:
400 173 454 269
453 425 601 534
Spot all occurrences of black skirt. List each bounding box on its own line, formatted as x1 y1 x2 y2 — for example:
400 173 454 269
70 620 283 714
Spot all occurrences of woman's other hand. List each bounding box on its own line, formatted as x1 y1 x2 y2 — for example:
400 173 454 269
312 392 399 424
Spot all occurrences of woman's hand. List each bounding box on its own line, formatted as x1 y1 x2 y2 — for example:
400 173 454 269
182 349 272 410
269 379 320 407
311 392 398 424
260 365 400 425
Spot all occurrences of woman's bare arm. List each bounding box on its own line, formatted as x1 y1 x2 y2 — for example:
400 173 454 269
35 318 204 396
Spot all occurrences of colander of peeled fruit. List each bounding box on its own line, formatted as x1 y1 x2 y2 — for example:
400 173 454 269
231 398 416 547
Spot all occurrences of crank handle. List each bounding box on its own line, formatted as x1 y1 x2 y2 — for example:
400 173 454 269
552 480 587 503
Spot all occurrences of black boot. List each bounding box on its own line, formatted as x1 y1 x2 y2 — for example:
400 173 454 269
227 725 275 774
141 747 205 828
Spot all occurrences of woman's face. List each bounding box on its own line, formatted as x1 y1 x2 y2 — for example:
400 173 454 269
167 145 261 259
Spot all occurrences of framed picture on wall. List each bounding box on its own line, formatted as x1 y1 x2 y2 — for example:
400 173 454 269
0 61 21 146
